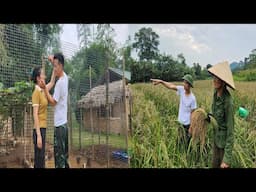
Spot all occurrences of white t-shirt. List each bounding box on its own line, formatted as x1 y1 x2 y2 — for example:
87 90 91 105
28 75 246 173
53 72 68 127
176 86 197 125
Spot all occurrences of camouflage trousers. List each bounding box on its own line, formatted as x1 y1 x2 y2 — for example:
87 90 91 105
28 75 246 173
54 123 69 168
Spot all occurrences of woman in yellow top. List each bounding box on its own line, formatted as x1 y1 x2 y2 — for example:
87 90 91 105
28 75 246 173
31 63 55 168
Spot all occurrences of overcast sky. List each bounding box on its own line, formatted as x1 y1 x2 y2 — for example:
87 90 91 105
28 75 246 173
60 24 256 67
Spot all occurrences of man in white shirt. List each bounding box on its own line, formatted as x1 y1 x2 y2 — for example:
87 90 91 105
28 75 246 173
151 74 197 149
41 53 69 168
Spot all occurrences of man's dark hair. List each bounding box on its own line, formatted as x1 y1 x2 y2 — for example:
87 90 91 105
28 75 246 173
54 53 64 67
31 66 42 84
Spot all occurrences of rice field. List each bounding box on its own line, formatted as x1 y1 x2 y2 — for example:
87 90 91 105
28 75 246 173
129 80 256 168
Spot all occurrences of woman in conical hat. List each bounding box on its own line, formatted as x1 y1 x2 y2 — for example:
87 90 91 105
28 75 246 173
207 61 235 168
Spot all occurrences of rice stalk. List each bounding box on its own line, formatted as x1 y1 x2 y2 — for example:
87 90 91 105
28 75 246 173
190 108 218 149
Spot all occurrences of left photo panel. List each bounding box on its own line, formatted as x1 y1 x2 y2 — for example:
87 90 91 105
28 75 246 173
0 24 130 168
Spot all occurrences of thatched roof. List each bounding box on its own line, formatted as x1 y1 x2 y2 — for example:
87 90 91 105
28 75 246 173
77 80 130 109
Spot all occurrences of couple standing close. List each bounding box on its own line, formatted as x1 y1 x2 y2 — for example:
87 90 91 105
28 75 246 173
31 53 69 168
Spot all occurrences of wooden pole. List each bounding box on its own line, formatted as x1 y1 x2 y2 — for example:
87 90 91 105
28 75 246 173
122 50 129 166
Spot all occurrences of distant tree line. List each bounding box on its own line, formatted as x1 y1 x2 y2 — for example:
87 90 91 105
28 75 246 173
130 27 212 83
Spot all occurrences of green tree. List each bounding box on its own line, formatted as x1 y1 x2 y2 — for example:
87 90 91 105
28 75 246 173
69 42 108 97
96 24 116 50
68 42 110 123
116 35 134 72
0 24 41 87
29 24 62 55
95 24 118 67
0 25 8 65
154 53 177 81
206 64 212 69
192 63 202 79
132 27 159 62
177 53 186 66
244 49 256 69
0 24 62 87
77 24 92 48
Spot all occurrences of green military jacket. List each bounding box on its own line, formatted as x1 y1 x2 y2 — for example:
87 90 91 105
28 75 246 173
212 88 234 165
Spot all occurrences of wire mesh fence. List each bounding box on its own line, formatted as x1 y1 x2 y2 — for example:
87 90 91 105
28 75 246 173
0 24 130 168
68 47 130 168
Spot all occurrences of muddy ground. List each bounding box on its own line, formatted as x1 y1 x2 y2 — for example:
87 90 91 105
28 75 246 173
0 139 129 168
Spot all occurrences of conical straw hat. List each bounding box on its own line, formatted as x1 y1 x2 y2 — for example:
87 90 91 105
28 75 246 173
208 61 235 90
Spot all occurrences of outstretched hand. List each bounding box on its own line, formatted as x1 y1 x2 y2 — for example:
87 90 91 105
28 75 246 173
39 79 46 89
150 79 162 85
48 55 54 64
206 113 213 123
